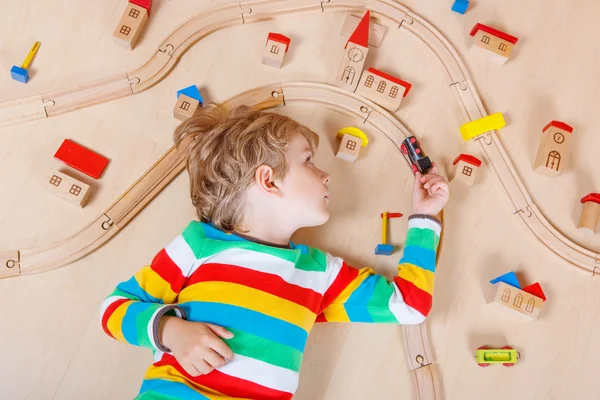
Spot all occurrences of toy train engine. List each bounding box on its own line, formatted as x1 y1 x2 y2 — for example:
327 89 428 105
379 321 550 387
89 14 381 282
400 136 433 174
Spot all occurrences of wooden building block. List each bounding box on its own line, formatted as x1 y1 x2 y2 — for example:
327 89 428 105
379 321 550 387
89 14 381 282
173 94 200 121
451 0 469 14
451 154 481 186
262 33 290 69
113 3 148 50
459 112 506 141
54 139 109 179
485 281 544 321
336 133 362 163
534 120 573 177
44 169 90 207
340 14 386 48
130 0 152 15
177 85 203 104
579 193 600 236
334 11 370 92
355 68 411 112
470 23 518 65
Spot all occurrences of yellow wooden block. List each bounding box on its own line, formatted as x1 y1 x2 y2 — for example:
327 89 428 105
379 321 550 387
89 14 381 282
460 112 506 141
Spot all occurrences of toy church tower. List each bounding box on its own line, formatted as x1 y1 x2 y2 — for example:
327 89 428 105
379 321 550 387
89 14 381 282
533 120 573 177
334 11 370 92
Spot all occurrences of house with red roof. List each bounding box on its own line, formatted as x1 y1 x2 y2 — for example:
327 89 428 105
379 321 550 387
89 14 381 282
334 11 370 92
451 154 481 186
486 271 546 321
355 67 412 112
579 193 600 236
113 0 151 49
262 32 291 69
470 23 519 64
534 120 573 177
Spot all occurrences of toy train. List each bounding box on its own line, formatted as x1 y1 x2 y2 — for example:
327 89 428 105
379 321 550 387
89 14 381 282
400 136 433 174
475 346 519 367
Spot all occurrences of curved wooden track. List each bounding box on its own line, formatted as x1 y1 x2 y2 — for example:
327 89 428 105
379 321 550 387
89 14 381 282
0 0 597 398
1 81 444 398
1 0 597 275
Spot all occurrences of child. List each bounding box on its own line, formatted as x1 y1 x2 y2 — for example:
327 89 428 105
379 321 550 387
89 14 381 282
100 104 449 400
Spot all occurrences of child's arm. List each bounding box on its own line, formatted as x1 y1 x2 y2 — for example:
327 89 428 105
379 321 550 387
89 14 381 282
100 237 192 350
318 165 448 325
317 215 440 324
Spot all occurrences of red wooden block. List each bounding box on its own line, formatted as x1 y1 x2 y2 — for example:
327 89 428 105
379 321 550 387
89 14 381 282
129 0 152 15
522 282 546 302
346 10 369 48
54 139 109 179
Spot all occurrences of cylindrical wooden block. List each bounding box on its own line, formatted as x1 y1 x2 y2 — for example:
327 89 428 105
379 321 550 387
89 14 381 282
578 202 600 236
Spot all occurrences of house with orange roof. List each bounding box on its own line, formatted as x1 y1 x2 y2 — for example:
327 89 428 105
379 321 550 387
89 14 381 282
470 23 519 64
355 67 412 112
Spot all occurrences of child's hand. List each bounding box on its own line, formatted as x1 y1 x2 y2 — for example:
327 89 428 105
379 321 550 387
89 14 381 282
159 316 234 376
412 163 449 216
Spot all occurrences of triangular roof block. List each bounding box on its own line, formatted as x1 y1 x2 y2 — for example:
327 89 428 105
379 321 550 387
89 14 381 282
177 85 203 103
346 10 370 48
522 282 546 302
490 271 521 289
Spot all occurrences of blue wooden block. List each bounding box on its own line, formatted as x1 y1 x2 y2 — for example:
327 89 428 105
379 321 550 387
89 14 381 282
490 271 521 289
11 65 29 83
375 244 394 256
177 85 203 104
451 0 469 14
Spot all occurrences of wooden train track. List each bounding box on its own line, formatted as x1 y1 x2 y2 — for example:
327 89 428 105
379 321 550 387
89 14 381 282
1 0 596 275
0 0 597 398
0 81 444 399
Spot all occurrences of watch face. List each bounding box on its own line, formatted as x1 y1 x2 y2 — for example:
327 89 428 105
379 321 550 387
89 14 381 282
553 132 565 144
347 47 364 62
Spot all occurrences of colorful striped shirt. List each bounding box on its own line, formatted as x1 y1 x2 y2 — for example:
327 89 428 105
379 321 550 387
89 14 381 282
100 214 441 399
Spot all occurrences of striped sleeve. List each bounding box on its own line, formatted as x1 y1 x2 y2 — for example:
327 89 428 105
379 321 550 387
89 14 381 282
100 231 201 351
317 214 441 325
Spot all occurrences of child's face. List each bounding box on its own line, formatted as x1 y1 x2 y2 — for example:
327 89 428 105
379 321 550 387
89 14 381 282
278 133 330 227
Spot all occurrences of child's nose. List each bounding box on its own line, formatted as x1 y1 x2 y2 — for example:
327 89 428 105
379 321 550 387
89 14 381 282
322 172 330 185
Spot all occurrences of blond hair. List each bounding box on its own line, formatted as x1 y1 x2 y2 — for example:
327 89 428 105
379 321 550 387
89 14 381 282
174 104 319 233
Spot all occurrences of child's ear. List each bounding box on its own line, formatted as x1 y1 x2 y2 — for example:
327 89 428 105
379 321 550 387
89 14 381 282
255 165 281 196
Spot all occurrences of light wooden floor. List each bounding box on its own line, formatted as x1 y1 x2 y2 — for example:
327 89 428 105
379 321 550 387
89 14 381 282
1 0 600 399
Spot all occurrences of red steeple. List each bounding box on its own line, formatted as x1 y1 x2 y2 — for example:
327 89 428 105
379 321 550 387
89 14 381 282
346 11 370 48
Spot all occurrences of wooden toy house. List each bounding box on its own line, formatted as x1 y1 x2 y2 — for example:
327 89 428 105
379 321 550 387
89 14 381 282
173 85 203 121
262 33 291 69
335 11 370 92
355 67 412 112
335 127 368 163
486 271 546 321
578 193 600 236
469 23 519 65
45 169 90 207
451 154 481 186
533 120 573 177
113 1 150 49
